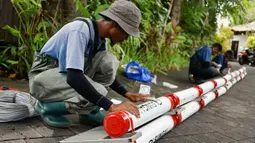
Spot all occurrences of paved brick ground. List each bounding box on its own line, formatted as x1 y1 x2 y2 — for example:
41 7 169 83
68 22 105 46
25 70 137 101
0 62 254 143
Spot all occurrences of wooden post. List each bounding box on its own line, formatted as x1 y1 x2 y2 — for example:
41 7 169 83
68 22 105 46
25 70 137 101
0 0 19 45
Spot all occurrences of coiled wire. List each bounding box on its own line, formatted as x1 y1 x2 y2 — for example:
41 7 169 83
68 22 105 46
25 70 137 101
0 90 38 122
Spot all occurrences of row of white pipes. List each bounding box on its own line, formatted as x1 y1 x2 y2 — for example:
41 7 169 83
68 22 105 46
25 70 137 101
135 69 246 143
104 67 246 138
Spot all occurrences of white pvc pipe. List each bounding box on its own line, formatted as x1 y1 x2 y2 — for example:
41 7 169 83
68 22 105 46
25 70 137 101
171 88 199 106
104 68 246 138
180 101 200 121
214 78 226 88
134 115 175 143
135 72 246 143
198 81 215 94
203 86 227 106
224 74 232 81
103 96 172 138
171 68 246 108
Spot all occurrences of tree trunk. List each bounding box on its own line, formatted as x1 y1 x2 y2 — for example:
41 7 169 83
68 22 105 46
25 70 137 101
200 0 209 26
162 0 174 35
171 0 182 27
200 0 204 8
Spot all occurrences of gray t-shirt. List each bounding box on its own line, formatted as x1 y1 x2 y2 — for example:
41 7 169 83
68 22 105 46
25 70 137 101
40 18 107 72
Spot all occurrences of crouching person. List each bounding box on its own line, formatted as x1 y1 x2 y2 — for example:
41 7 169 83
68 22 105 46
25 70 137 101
28 0 148 127
212 50 234 74
189 43 222 84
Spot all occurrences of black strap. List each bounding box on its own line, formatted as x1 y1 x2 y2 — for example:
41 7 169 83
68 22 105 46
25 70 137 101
72 18 100 67
90 19 100 61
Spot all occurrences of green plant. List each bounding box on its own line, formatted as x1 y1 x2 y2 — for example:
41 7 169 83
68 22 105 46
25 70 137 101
74 0 109 20
2 0 60 77
214 27 234 52
2 0 249 77
0 46 18 73
87 0 190 73
245 36 255 49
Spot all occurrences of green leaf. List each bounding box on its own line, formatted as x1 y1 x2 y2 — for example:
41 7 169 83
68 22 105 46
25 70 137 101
186 39 193 45
165 22 172 33
74 0 91 18
34 33 42 43
38 21 50 30
21 56 31 72
94 4 110 20
175 26 182 32
6 60 18 65
2 25 20 37
30 0 42 7
80 7 91 18
175 36 186 42
11 47 17 56
0 63 9 69
1 47 12 56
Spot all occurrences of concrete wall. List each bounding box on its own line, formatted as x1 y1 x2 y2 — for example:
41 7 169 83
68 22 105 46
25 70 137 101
232 35 248 53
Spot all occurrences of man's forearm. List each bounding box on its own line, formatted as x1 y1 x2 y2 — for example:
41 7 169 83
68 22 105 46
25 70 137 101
66 69 113 110
110 79 128 97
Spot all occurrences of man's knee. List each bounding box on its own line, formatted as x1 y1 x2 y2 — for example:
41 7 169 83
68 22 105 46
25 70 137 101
29 68 68 101
208 67 220 76
29 75 48 101
199 67 219 79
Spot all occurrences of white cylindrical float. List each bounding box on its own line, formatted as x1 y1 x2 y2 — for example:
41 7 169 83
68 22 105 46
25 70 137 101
135 72 246 143
103 96 172 138
104 68 246 138
134 115 175 143
167 68 246 108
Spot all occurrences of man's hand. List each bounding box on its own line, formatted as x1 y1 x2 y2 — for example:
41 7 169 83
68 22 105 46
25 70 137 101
125 92 151 102
109 102 140 117
211 61 218 67
212 62 222 68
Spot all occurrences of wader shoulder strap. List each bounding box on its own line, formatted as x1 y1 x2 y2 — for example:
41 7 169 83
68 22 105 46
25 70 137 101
72 18 100 67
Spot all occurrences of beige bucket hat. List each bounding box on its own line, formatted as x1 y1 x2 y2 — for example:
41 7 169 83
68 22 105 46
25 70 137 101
100 0 141 37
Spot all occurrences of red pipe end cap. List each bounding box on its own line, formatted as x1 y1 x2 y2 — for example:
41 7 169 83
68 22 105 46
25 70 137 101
104 111 130 138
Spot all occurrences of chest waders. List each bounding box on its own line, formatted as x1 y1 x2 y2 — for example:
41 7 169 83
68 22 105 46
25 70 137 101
34 18 105 127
